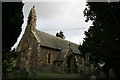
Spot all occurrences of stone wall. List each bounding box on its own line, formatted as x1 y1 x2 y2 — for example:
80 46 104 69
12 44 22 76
37 46 60 72
54 62 62 72
16 25 38 72
54 51 80 73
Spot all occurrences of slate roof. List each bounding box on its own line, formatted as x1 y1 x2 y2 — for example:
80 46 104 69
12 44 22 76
54 49 69 62
33 29 80 54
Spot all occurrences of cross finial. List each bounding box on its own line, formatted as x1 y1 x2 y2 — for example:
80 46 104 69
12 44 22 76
68 43 71 49
33 5 35 8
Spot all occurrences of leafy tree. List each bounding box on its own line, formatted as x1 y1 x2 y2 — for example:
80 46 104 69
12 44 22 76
56 31 65 39
79 2 120 78
2 50 20 78
2 2 23 79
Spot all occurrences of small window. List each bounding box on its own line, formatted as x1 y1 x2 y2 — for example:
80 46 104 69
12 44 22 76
57 63 61 67
48 53 50 63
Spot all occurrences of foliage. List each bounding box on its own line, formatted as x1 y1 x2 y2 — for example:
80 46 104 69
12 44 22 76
79 2 120 78
2 2 23 79
2 2 23 52
2 50 20 78
56 31 65 39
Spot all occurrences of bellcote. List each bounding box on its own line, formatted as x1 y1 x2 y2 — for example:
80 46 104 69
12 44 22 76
27 6 37 31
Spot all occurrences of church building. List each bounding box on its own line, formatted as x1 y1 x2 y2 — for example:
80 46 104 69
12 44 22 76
16 6 85 73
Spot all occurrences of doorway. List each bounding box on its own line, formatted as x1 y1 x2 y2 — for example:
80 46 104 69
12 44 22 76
67 55 77 73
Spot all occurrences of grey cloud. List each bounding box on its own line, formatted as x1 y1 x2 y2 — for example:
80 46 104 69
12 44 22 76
23 2 92 44
12 1 92 50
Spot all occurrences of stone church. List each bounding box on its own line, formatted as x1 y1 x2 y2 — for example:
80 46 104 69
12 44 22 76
16 6 85 73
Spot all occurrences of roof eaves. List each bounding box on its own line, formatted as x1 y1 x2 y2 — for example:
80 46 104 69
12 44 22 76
40 45 61 51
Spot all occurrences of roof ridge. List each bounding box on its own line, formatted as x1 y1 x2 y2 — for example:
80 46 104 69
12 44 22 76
33 29 80 54
36 29 79 45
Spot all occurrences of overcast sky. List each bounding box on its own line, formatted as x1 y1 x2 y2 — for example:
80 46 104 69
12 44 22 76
12 0 92 50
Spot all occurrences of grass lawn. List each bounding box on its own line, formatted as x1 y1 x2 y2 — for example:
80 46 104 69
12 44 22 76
8 71 87 80
34 72 86 79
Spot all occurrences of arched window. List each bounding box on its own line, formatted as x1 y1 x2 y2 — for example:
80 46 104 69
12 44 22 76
57 63 61 67
48 53 50 63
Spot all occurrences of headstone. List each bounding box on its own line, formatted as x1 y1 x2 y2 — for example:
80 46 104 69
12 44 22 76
89 75 96 80
109 69 116 78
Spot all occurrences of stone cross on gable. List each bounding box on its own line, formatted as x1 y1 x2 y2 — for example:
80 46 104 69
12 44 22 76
33 5 35 8
68 43 71 50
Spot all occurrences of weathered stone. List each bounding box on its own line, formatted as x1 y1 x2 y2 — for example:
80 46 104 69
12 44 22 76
16 7 84 74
